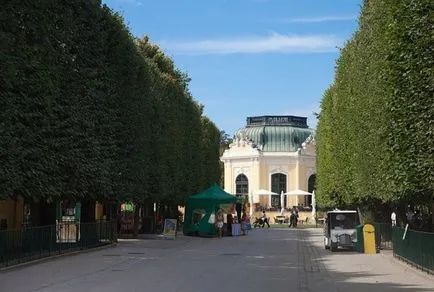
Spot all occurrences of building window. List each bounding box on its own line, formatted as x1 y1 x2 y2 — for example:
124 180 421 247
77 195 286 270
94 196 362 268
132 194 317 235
271 173 287 209
235 174 249 196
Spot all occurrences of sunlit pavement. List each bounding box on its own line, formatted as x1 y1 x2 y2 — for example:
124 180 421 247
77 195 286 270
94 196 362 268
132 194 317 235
0 228 433 292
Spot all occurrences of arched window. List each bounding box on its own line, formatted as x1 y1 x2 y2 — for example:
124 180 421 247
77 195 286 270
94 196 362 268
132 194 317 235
235 174 249 196
307 174 316 206
271 173 287 209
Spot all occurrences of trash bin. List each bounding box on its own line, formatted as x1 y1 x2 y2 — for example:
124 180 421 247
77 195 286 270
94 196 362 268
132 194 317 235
356 224 364 253
363 224 376 254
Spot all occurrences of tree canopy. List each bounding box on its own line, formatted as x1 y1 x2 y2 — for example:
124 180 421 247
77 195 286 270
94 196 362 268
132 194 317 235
0 0 222 207
316 0 434 209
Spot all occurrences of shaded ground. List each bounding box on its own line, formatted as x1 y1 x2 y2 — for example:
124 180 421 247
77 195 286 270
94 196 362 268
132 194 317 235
0 228 432 292
296 228 434 291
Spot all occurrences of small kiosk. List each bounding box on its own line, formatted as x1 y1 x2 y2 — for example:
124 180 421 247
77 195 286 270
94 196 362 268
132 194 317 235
183 184 237 237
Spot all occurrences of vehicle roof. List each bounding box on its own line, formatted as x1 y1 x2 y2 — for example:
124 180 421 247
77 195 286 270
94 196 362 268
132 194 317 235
327 210 357 214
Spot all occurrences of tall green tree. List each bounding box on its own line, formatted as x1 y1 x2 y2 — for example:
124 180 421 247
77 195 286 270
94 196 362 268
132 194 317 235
316 0 433 210
0 1 223 228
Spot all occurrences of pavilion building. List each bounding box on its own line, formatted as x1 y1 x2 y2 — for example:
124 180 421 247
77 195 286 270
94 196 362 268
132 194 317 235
220 115 316 221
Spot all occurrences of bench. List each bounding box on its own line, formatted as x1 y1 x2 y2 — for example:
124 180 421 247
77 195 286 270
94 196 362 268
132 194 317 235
298 217 309 224
274 216 287 224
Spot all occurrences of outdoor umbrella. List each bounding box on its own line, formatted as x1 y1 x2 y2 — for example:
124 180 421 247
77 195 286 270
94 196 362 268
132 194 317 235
253 189 277 207
285 189 312 215
311 190 316 222
280 191 285 214
253 189 277 195
311 190 316 213
285 189 312 196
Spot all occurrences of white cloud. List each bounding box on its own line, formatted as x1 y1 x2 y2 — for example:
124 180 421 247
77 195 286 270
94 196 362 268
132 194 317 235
277 15 358 23
160 32 343 55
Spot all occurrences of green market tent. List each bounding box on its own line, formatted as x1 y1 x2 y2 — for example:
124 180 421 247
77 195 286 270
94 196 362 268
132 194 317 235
183 183 237 237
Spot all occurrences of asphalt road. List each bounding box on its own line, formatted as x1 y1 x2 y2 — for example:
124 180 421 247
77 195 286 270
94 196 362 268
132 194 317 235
1 228 433 292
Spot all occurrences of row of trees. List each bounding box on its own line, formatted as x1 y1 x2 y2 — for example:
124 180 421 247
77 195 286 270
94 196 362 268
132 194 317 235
1 2 221 213
316 0 433 215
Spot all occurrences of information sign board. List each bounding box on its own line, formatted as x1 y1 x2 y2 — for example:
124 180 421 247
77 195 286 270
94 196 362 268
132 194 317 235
163 218 177 240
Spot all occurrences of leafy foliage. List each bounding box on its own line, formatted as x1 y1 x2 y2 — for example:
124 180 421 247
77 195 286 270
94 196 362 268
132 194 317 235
0 1 222 208
316 0 434 208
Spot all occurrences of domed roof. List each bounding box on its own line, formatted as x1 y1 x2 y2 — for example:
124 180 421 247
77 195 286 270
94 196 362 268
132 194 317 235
235 115 314 152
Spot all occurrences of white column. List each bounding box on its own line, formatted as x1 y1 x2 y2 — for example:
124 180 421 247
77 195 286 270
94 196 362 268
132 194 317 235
311 190 316 219
310 191 316 224
296 157 300 206
252 157 260 190
224 161 232 193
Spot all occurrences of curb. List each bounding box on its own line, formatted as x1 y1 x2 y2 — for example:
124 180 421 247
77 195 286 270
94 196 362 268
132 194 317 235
0 242 117 273
118 234 185 240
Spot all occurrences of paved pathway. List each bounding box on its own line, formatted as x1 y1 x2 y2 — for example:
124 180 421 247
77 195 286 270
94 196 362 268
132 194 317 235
297 228 434 291
0 228 433 292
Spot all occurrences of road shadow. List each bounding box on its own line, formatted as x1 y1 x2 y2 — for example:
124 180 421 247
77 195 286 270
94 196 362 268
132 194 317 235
298 229 434 292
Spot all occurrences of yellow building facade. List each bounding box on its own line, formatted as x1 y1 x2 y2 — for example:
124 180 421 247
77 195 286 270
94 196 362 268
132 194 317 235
0 197 24 230
221 116 316 220
0 197 106 231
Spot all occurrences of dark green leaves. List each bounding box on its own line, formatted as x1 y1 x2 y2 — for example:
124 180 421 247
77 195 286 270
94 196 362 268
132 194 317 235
316 0 434 208
1 1 221 205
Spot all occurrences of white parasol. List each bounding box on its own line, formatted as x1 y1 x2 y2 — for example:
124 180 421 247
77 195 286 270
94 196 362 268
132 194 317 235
311 190 316 223
280 191 285 214
285 189 312 196
311 190 316 213
254 189 277 195
254 189 278 208
285 189 311 214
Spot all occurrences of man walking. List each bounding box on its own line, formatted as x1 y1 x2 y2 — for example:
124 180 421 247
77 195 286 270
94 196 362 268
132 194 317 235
261 211 270 228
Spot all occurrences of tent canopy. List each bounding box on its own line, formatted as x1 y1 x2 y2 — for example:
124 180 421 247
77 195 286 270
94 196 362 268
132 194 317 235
189 183 237 204
183 184 237 237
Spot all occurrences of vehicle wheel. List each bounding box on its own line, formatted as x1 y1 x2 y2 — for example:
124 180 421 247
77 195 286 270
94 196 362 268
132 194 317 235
330 243 337 252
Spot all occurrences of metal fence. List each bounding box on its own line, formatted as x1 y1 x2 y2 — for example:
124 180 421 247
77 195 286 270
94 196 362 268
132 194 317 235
0 220 117 268
374 222 393 250
392 227 434 274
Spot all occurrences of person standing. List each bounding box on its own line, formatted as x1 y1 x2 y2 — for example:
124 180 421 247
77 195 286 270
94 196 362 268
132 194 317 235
405 205 414 226
215 211 224 238
261 211 270 228
289 211 295 228
391 211 397 227
241 212 248 235
289 206 298 228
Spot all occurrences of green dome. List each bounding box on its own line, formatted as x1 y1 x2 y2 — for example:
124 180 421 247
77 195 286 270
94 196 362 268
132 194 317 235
235 116 314 152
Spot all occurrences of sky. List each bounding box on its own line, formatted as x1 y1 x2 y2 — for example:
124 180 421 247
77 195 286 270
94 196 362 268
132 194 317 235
103 0 362 135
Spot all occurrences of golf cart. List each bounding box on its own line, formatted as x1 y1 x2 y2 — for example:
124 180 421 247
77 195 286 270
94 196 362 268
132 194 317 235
324 210 359 251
